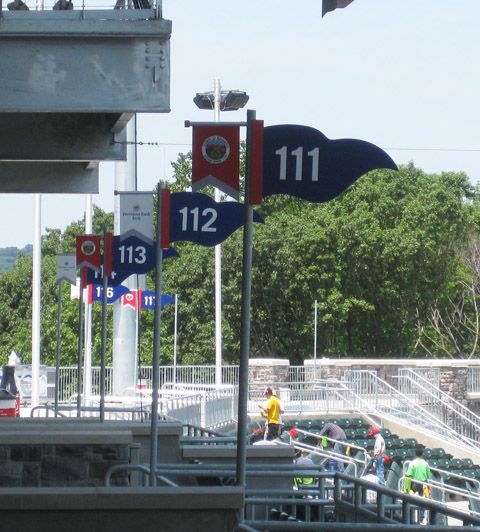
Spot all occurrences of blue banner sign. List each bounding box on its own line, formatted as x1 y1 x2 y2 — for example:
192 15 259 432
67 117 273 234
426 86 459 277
170 192 263 247
91 284 129 304
86 237 179 286
263 125 397 202
141 291 174 310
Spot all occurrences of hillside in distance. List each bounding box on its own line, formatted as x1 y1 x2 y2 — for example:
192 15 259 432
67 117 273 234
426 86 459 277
0 245 32 271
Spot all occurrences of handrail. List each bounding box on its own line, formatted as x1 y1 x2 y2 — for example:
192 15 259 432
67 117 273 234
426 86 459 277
344 370 477 450
398 368 480 449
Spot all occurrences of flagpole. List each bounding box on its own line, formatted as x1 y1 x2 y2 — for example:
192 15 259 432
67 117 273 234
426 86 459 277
236 109 255 499
173 294 178 385
99 227 109 421
31 193 42 411
150 182 165 486
213 78 222 389
54 281 63 416
76 271 85 418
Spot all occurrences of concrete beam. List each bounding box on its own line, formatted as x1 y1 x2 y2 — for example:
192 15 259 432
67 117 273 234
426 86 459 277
0 162 98 192
0 12 171 113
0 113 127 161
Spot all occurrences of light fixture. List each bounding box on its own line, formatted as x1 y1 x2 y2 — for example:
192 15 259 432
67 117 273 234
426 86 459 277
193 90 249 112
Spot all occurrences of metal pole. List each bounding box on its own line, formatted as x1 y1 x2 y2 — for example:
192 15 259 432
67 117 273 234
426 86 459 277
83 194 93 401
150 182 164 486
173 294 178 385
213 78 223 389
236 110 256 497
54 281 63 416
76 273 85 417
314 299 318 379
31 194 41 410
99 227 109 422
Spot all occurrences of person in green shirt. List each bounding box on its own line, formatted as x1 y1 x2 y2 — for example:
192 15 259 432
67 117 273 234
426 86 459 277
404 447 431 525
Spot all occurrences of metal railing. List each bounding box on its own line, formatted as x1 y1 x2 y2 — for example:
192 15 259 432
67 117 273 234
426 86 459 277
343 370 480 451
397 368 480 448
1 0 160 14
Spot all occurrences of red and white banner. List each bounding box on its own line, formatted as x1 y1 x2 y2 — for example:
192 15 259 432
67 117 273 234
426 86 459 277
122 289 142 310
76 235 102 272
191 125 240 199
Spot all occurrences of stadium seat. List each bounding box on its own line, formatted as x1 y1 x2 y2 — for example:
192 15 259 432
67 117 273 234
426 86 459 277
422 448 432 459
404 438 417 448
354 428 368 439
436 458 453 471
380 428 392 438
430 448 446 459
391 438 406 449
350 418 366 429
427 458 439 469
344 428 356 439
450 458 464 470
462 458 474 469
336 418 352 429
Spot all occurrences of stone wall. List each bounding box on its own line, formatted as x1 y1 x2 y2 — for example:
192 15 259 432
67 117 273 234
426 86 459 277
248 357 480 414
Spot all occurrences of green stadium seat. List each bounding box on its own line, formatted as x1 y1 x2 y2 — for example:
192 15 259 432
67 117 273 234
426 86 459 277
354 428 368 439
344 428 356 439
354 439 369 451
403 448 416 460
384 438 394 449
350 418 366 429
310 419 327 430
462 458 474 469
336 418 352 429
437 458 452 471
403 438 417 448
422 448 432 459
380 428 392 438
450 458 464 470
430 448 446 459
427 458 439 470
391 438 406 449
299 419 313 430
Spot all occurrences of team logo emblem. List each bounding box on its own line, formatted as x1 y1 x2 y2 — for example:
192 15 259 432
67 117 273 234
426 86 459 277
202 136 230 164
81 240 96 256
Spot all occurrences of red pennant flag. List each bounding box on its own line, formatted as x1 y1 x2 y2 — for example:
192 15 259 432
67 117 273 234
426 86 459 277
322 0 354 17
123 289 142 310
76 235 102 272
191 124 240 199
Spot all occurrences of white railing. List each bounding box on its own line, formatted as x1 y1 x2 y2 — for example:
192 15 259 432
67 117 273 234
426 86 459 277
344 369 480 451
397 368 480 446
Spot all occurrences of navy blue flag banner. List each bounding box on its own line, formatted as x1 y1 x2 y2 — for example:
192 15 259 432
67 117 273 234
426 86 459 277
141 291 174 311
262 125 397 203
170 192 263 247
89 284 129 304
322 0 354 17
86 240 179 287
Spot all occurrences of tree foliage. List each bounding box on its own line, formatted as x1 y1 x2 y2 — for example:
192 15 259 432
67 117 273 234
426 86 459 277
0 160 478 367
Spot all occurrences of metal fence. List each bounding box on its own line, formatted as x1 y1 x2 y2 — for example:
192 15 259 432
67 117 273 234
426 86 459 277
1 0 161 14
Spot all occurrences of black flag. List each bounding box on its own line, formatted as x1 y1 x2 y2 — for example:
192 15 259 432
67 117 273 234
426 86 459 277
322 0 354 17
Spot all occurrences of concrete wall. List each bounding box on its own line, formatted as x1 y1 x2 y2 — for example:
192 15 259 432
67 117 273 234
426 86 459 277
0 486 242 532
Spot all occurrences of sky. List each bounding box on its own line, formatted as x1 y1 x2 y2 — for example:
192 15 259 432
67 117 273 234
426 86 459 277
2 0 480 248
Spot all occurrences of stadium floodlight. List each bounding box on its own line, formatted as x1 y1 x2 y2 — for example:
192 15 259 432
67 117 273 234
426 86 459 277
193 89 249 112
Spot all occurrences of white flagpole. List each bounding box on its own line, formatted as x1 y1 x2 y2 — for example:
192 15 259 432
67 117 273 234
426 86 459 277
83 194 93 402
31 194 42 410
173 294 178 384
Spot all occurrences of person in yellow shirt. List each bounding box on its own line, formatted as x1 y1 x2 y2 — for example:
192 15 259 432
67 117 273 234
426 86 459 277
259 387 283 440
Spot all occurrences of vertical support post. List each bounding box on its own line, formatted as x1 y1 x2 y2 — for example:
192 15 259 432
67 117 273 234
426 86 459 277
54 281 63 416
150 182 164 486
313 299 318 379
76 273 85 418
214 78 223 389
99 227 109 422
173 294 178 385
83 194 93 401
31 194 42 410
236 109 256 498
